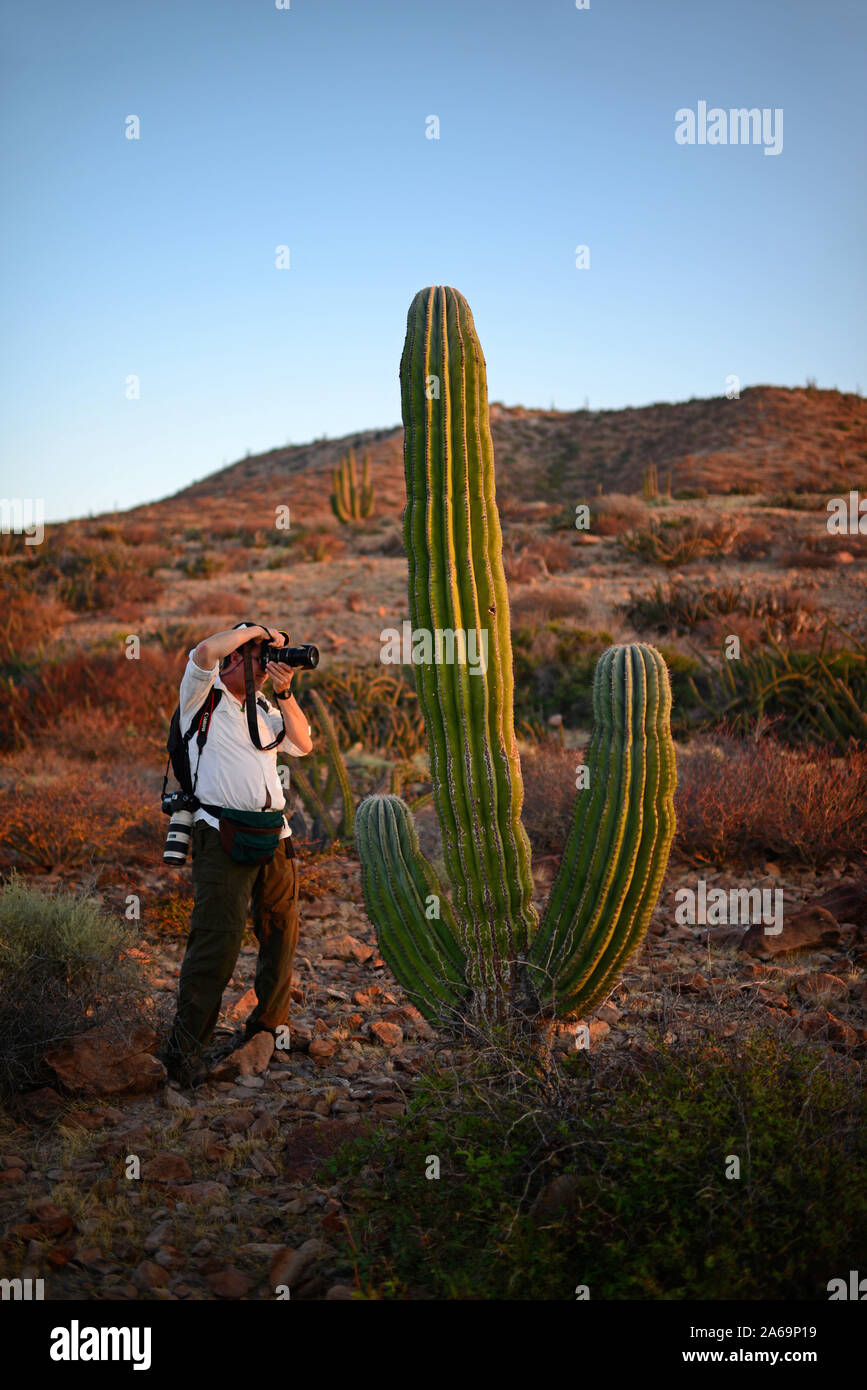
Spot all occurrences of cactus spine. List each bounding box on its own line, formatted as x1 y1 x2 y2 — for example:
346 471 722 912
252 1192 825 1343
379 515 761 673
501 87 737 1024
330 447 374 522
354 287 677 1029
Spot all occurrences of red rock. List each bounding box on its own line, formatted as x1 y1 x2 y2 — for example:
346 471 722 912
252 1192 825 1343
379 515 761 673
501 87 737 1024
209 1031 274 1081
60 1110 104 1131
322 934 374 964
309 1038 338 1062
249 1114 278 1139
223 987 257 1021
13 1199 75 1241
699 927 747 949
796 972 848 1006
0 1166 26 1185
205 1266 253 1298
742 907 841 958
798 1010 859 1048
353 986 383 1007
220 1109 255 1135
675 972 708 993
18 1087 65 1121
269 1241 323 1290
381 1006 435 1040
756 986 790 1007
43 1026 165 1097
168 1181 230 1204
807 876 867 930
369 1020 403 1047
133 1260 171 1290
146 1153 193 1183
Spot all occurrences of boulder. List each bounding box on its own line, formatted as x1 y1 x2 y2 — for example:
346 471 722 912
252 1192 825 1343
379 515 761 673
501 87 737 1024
43 1026 165 1097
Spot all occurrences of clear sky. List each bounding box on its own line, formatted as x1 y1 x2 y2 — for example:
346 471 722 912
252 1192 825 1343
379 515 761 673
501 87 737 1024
1 0 864 522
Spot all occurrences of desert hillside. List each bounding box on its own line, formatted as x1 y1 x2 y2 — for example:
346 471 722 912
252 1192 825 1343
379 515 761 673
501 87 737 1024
162 384 867 522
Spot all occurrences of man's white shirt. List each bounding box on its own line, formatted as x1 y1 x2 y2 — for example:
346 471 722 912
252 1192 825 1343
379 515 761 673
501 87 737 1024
179 651 309 838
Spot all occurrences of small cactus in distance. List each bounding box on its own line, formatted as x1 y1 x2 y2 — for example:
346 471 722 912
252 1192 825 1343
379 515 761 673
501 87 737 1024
642 462 659 500
330 447 374 523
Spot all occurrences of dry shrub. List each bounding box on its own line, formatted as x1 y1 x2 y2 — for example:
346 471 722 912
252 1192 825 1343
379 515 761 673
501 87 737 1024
673 734 867 868
732 522 775 560
520 742 579 856
293 530 348 564
504 536 576 583
0 573 69 664
93 569 163 615
217 545 254 571
510 584 587 625
591 493 648 536
184 586 244 617
535 536 577 573
0 765 158 872
620 515 740 567
779 547 836 570
1 647 183 754
123 521 163 546
0 874 152 1096
28 536 164 612
503 547 543 583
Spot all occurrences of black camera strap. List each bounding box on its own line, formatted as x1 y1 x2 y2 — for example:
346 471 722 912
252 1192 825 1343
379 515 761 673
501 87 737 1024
242 641 285 752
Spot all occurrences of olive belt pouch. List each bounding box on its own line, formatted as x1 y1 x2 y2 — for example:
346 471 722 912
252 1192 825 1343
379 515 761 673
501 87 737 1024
207 807 286 865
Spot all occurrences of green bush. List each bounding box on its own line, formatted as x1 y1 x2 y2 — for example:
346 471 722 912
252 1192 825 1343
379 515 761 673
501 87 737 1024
0 875 150 1096
512 624 614 725
691 628 867 751
322 1031 867 1300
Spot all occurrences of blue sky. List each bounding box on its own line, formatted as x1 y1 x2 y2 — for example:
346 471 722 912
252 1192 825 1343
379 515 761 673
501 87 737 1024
1 0 865 521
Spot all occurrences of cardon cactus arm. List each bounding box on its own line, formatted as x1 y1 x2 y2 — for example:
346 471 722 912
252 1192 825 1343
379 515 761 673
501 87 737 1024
355 795 468 1022
527 644 677 1018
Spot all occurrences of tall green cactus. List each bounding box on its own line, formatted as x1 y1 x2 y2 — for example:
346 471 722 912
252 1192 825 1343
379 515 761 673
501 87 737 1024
355 287 676 1028
330 447 374 522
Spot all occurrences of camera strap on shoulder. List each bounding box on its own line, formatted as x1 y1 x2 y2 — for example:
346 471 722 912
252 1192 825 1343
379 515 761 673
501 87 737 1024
242 642 286 752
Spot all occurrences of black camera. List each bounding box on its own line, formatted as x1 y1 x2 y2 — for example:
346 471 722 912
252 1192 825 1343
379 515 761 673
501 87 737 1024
259 638 319 670
161 789 199 817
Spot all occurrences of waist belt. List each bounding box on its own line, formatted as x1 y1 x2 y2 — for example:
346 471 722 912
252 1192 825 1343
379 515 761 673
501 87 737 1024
200 806 285 865
200 804 284 825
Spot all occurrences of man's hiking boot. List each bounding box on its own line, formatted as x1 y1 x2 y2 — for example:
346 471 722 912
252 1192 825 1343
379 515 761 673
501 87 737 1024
159 1048 210 1089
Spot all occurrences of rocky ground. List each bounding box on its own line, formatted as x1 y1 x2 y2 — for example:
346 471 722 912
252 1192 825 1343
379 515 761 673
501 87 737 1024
1 849 864 1301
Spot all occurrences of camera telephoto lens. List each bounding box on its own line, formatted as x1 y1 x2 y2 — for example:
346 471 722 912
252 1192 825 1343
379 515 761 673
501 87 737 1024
261 642 319 669
164 808 194 865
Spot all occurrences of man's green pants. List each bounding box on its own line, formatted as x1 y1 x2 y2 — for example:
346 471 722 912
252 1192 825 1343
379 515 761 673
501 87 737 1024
166 820 300 1062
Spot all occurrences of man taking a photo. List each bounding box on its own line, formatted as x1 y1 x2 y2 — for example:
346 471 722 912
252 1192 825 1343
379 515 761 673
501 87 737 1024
161 622 314 1087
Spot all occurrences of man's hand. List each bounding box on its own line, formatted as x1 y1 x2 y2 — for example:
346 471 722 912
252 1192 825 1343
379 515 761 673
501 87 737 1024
265 660 293 694
259 626 286 647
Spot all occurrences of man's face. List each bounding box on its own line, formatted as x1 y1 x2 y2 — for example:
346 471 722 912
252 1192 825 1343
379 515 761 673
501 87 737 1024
223 640 267 690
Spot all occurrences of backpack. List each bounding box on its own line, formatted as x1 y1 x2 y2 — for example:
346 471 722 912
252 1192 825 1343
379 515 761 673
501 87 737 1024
162 688 223 799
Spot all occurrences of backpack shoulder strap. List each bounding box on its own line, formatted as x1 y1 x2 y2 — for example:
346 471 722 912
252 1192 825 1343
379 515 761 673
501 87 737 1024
185 687 223 748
